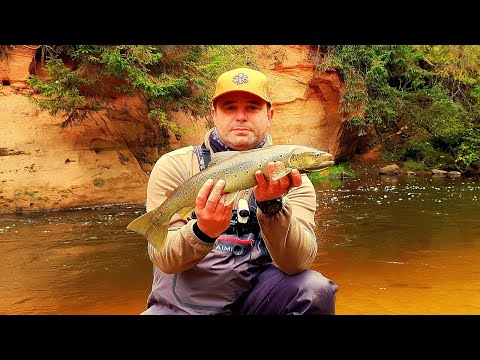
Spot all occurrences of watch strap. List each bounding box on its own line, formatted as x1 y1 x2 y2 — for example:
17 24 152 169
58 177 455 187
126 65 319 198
256 197 283 215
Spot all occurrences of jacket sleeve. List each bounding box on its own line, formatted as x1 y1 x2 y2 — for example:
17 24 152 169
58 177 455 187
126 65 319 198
145 151 215 274
257 174 318 275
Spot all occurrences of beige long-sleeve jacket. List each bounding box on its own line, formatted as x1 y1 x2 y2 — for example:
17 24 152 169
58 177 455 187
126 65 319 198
145 129 319 276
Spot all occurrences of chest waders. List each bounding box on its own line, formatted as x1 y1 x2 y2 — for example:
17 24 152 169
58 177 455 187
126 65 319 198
143 144 339 315
155 144 273 314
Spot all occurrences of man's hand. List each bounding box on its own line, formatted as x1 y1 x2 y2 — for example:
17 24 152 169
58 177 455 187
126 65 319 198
195 178 235 238
253 162 302 202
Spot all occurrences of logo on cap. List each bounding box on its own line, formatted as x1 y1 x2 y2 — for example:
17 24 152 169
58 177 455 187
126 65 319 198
232 72 248 85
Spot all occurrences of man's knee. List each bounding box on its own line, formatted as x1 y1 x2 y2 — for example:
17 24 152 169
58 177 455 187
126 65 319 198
141 302 190 315
285 270 338 315
239 266 338 315
298 270 338 296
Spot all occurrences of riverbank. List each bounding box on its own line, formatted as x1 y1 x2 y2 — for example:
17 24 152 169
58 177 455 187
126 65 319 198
1 45 377 214
0 88 149 214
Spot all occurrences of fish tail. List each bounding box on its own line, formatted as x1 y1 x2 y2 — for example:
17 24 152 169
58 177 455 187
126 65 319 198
126 210 156 236
127 210 169 252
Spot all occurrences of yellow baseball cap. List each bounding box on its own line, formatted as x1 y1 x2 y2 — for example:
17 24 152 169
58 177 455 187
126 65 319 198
211 67 272 104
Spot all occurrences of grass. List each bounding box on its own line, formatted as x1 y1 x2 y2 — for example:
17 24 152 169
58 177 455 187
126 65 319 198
307 163 356 185
401 159 427 171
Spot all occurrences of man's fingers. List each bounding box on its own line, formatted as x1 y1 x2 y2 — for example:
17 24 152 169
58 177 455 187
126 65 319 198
268 162 277 182
290 169 302 187
205 179 226 209
255 170 267 185
196 178 214 208
279 172 291 188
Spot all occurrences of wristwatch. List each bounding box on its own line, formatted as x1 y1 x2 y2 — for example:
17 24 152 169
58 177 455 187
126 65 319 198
256 197 283 216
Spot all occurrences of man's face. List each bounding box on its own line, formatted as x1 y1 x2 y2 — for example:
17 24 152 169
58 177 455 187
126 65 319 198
211 91 274 151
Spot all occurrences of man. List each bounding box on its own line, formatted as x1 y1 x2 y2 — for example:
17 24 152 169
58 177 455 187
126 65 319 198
141 67 338 315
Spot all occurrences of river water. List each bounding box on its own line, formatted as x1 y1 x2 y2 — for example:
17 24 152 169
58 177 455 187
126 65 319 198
1 174 479 315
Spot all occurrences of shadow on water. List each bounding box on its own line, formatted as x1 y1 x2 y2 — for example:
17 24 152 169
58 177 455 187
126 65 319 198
1 174 479 314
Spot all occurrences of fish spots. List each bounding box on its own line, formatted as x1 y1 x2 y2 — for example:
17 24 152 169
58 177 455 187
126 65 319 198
127 144 334 252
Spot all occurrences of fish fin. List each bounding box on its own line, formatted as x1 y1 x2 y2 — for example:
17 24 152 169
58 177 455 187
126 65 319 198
146 225 169 253
127 207 171 251
209 151 239 167
126 210 156 236
271 161 292 181
224 191 240 205
177 205 196 220
127 209 169 252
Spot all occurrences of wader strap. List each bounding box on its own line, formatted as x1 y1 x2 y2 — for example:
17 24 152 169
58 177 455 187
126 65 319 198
193 143 211 171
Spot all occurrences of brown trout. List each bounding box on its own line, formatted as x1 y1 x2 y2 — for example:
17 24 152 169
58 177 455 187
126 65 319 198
127 144 334 252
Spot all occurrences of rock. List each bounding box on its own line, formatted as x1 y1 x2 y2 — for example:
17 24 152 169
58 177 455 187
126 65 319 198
0 45 39 83
432 169 448 176
379 164 400 175
10 82 35 95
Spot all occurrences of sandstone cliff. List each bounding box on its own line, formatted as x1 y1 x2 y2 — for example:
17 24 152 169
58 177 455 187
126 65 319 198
0 45 370 213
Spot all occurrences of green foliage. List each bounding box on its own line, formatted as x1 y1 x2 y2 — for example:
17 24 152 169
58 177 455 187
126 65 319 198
402 160 427 171
317 45 428 132
28 57 97 124
308 163 356 185
317 45 480 174
403 141 435 162
455 130 480 170
26 45 252 137
23 44 480 174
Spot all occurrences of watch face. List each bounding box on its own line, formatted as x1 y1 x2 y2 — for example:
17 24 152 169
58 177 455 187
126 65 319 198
267 202 283 215
265 198 283 215
256 197 283 215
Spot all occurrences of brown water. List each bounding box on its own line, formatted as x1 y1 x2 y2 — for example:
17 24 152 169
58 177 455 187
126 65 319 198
1 174 479 315
0 207 152 315
313 174 480 314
